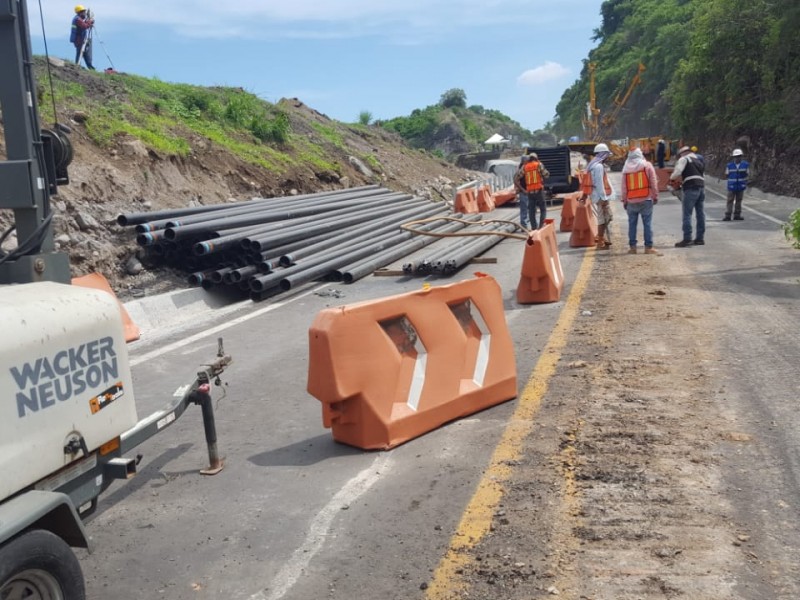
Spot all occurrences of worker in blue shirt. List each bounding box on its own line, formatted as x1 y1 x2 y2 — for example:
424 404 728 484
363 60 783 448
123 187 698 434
723 149 749 221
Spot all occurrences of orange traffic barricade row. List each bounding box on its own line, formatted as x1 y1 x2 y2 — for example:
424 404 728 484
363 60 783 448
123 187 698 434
492 186 517 207
454 188 479 214
557 191 580 232
655 167 674 192
516 220 564 304
307 275 517 450
476 185 496 212
569 199 598 248
71 272 141 342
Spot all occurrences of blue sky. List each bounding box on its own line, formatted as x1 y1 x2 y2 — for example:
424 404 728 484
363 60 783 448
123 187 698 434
29 1 603 132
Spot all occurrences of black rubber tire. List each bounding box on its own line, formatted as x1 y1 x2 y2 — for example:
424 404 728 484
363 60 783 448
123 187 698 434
0 529 85 600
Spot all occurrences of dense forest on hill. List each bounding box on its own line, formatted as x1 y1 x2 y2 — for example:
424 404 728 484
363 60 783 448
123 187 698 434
554 0 800 191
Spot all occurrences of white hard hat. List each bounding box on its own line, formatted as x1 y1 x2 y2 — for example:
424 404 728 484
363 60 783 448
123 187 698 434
593 143 610 153
732 148 744 157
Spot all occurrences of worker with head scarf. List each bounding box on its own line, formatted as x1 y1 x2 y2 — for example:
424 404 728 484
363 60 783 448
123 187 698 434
581 143 614 249
621 148 660 255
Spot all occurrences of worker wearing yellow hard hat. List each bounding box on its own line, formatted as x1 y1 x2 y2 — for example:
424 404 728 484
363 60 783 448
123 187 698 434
70 4 95 70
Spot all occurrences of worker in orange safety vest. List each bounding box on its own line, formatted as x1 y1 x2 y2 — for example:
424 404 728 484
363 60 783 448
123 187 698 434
620 147 660 255
518 152 550 229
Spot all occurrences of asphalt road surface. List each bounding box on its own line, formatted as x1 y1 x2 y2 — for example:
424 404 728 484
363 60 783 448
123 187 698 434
77 180 799 600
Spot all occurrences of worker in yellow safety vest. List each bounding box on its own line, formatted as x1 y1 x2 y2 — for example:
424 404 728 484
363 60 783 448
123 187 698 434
518 152 550 229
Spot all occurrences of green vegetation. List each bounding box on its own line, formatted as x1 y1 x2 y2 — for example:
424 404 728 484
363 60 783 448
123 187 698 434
358 110 372 126
439 88 467 109
37 66 293 171
311 122 346 149
379 89 536 158
554 0 800 160
784 209 800 249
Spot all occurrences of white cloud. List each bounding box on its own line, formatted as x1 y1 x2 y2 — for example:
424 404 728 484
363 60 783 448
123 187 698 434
517 61 570 86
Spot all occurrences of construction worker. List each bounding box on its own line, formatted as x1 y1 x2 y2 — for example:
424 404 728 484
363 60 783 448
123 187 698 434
620 147 660 255
723 148 749 221
656 139 666 168
70 5 95 70
670 145 706 247
581 143 614 249
513 156 530 228
521 152 549 229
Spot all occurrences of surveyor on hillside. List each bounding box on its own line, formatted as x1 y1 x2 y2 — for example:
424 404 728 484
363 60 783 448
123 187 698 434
670 145 706 247
724 148 749 221
70 5 95 70
620 147 660 255
581 143 614 250
520 152 549 230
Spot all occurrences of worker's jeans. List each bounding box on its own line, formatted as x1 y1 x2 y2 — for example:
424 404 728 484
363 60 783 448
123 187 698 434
626 199 654 247
527 190 546 229
518 192 530 228
681 186 706 242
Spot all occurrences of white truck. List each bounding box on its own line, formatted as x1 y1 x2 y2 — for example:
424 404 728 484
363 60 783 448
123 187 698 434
0 2 232 598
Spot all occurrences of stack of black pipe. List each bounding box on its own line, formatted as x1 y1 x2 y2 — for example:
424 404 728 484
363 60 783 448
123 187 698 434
118 186 519 301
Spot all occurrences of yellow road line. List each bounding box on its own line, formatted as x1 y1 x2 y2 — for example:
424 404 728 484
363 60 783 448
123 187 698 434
425 246 596 599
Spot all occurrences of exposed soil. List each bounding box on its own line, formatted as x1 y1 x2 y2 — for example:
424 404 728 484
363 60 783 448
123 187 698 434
452 245 765 599
1 60 483 299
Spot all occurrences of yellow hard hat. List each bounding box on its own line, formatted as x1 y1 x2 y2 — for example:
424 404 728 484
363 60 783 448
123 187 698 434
75 5 86 13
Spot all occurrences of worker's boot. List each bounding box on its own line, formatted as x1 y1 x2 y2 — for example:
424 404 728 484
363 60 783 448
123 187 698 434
596 225 608 249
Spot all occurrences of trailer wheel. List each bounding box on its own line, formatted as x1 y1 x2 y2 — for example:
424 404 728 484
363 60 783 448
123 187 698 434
0 530 85 600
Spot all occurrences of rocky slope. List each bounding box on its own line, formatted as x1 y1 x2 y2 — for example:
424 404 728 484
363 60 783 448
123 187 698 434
0 59 485 299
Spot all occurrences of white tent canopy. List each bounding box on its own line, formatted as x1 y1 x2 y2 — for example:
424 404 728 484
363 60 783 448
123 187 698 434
484 133 510 145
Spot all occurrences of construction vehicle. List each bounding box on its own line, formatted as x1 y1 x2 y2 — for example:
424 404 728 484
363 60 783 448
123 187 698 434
573 61 646 169
0 2 231 598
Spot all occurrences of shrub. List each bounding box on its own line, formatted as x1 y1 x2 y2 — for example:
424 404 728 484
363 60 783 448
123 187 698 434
358 110 372 125
783 208 800 249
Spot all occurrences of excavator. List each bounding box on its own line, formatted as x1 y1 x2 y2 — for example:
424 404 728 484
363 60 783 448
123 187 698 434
571 61 646 169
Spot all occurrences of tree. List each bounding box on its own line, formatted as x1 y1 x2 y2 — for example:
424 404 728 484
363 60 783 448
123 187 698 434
358 110 372 126
439 88 467 109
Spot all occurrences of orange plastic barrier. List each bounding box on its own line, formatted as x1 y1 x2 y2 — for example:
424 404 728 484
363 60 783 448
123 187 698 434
558 192 580 232
569 199 598 248
307 275 517 450
492 186 517 207
454 188 479 214
516 221 564 304
72 272 141 342
476 185 496 212
655 167 674 192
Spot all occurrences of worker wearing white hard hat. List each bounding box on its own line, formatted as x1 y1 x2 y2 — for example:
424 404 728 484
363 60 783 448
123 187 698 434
581 143 614 249
724 148 749 221
670 144 706 246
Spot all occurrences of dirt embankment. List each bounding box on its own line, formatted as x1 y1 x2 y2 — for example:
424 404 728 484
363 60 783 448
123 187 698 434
1 63 482 298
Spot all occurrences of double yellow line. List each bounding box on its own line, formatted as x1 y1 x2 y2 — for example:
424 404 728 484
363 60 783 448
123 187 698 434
425 247 596 598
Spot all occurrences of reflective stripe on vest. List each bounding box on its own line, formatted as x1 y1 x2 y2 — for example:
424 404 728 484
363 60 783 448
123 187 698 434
625 169 650 199
524 161 544 192
726 161 748 192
